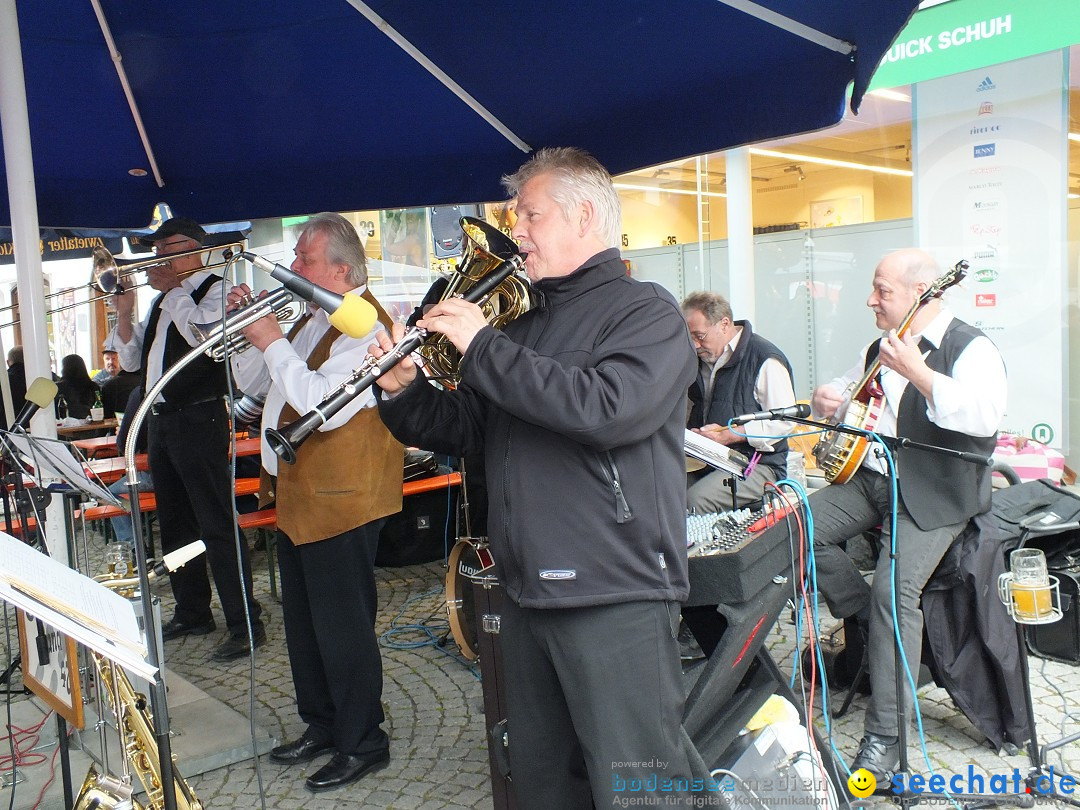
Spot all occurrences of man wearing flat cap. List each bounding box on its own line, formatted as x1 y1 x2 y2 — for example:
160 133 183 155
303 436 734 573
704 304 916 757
111 216 265 662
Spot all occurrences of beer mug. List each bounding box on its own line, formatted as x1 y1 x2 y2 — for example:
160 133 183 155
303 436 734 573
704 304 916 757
105 542 133 578
1000 548 1053 622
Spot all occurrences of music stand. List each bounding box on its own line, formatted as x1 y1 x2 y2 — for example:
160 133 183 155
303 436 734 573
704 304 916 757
0 430 122 508
685 429 750 511
0 430 131 807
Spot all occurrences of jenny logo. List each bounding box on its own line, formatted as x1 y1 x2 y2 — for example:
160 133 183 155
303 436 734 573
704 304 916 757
539 569 576 581
974 143 996 158
976 76 996 92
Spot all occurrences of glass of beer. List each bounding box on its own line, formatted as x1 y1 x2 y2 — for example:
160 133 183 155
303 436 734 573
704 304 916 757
1007 548 1052 622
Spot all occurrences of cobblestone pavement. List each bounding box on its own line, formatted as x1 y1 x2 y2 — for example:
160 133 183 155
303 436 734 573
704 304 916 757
8 527 1080 808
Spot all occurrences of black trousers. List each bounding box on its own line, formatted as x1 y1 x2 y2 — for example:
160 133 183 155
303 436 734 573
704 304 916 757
500 599 697 809
148 400 262 636
276 519 388 756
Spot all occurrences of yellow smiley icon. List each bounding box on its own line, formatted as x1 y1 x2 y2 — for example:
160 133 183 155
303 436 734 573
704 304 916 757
847 768 877 798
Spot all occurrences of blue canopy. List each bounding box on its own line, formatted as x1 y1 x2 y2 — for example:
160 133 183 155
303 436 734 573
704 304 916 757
2 0 919 228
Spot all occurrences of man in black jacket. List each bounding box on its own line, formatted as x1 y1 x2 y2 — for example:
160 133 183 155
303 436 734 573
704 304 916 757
371 147 699 809
682 291 797 510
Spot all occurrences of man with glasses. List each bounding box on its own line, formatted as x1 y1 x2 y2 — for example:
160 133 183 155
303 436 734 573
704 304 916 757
112 217 265 662
682 291 797 510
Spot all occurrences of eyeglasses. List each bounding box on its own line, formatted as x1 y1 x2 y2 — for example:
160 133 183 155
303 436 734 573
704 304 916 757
152 238 194 254
689 317 731 344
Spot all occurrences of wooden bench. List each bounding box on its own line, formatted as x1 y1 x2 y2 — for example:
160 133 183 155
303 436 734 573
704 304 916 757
77 478 264 553
240 508 280 597
260 472 463 601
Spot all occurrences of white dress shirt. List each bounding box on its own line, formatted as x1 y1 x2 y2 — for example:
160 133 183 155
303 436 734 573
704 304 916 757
230 289 385 476
827 307 1007 474
702 326 798 450
110 270 227 403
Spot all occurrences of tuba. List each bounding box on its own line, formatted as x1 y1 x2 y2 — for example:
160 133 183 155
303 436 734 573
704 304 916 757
416 217 532 385
74 653 203 810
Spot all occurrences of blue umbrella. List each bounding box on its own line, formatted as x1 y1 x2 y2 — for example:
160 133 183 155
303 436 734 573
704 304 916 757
3 0 919 228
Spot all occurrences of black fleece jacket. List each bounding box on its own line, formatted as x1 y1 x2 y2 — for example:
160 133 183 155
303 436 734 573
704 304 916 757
377 248 697 608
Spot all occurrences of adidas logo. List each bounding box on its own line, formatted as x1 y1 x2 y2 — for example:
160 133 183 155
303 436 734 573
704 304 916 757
976 76 996 92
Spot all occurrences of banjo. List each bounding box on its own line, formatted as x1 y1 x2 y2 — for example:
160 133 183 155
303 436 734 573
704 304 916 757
813 260 969 484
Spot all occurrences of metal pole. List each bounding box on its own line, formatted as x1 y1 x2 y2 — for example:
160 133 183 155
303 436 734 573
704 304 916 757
725 147 755 322
0 0 68 563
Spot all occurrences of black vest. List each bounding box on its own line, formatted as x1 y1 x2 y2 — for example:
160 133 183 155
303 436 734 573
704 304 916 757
140 275 227 406
688 320 792 479
864 318 997 531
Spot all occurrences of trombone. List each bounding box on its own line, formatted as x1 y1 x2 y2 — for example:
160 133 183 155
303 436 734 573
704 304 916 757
0 242 245 328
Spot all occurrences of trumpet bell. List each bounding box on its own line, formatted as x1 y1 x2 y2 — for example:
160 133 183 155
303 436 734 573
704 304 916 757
417 217 531 384
73 764 145 810
92 245 122 294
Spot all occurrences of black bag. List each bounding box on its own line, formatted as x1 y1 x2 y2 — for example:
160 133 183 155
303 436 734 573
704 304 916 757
403 448 440 482
376 464 459 567
1027 561 1080 664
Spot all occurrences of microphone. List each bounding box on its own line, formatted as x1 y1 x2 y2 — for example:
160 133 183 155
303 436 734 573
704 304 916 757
730 403 810 426
241 252 378 339
11 377 59 430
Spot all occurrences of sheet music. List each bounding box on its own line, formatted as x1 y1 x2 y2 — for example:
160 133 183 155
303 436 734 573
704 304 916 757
684 429 749 479
0 532 153 679
1 431 121 506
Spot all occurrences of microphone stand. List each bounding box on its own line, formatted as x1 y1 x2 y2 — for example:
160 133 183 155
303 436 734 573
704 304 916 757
122 313 268 810
781 414 1024 808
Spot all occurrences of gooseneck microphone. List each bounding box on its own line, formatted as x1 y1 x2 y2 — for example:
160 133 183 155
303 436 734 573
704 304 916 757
11 377 59 430
730 403 811 426
241 252 378 339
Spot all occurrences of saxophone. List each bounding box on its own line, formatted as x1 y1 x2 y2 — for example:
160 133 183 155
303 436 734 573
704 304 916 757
74 653 203 810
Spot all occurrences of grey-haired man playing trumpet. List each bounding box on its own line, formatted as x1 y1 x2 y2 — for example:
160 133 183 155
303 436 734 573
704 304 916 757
228 212 402 793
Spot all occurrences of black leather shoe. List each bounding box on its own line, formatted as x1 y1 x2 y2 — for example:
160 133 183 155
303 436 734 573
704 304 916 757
851 732 899 779
269 735 334 765
161 617 216 641
211 625 267 661
305 751 390 793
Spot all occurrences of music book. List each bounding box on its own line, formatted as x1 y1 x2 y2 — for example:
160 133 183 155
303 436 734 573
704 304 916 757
0 431 122 507
0 532 153 679
684 428 749 479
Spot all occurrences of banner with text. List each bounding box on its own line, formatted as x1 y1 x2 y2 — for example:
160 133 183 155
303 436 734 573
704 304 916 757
914 50 1068 446
870 0 1080 91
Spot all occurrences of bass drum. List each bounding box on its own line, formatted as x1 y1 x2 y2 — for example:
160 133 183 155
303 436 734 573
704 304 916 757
445 538 497 661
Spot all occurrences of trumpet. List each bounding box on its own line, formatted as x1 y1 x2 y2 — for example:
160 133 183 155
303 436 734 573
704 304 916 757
189 287 301 360
0 242 245 328
266 217 526 464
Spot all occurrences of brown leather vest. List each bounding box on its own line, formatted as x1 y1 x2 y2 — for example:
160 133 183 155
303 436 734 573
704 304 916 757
271 289 403 545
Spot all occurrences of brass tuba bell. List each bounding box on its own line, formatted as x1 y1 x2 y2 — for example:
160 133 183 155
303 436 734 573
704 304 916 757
417 217 532 385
